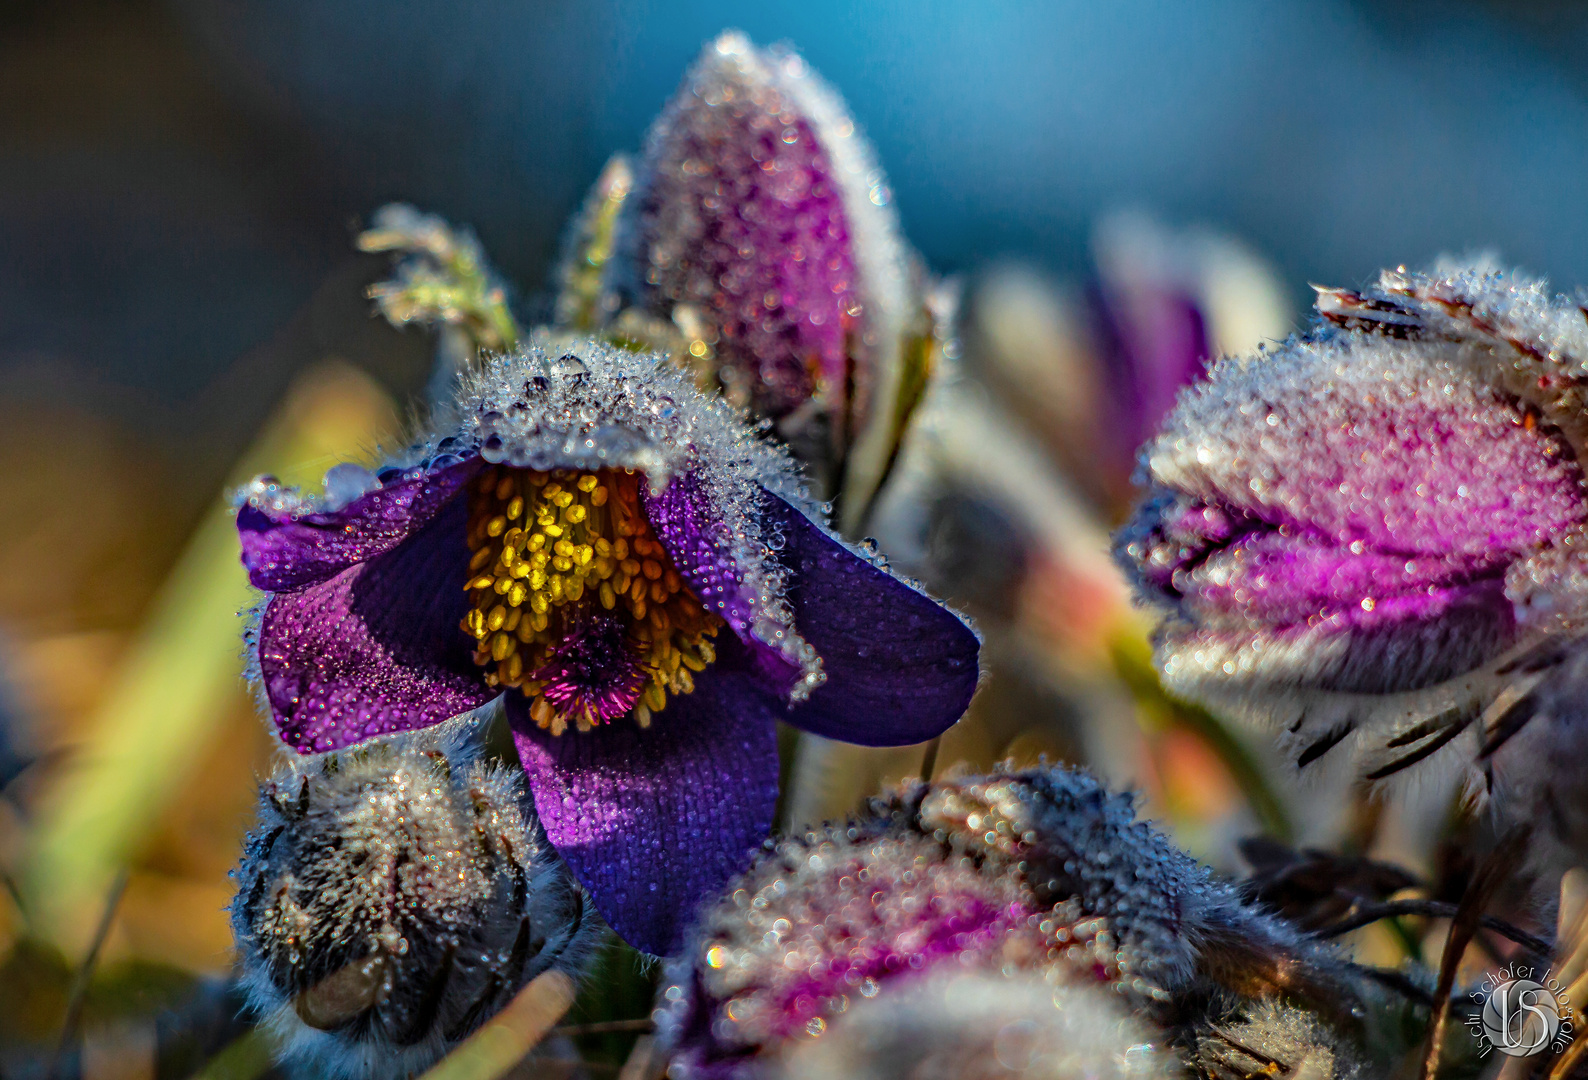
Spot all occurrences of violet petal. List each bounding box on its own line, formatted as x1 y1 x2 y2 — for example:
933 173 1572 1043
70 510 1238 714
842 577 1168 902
240 458 481 592
764 495 980 745
259 494 494 752
509 670 781 956
642 474 803 691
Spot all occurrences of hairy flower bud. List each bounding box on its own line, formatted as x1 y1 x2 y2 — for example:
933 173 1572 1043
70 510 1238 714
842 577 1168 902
658 766 1348 1077
1115 262 1588 865
606 31 927 515
231 717 598 1079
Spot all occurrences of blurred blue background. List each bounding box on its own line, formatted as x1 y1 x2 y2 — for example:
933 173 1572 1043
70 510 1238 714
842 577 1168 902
4 0 1587 459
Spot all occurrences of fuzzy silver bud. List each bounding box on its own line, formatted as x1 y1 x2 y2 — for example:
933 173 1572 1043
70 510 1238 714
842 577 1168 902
230 719 598 1079
659 766 1357 1078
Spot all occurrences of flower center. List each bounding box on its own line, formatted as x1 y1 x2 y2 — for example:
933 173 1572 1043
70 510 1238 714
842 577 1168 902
462 466 722 735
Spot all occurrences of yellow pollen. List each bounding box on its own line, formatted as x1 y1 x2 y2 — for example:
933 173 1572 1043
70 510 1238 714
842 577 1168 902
463 465 723 735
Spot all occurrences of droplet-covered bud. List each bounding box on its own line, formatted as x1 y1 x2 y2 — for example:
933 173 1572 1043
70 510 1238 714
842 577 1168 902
1114 263 1588 842
658 766 1347 1078
612 30 924 513
231 718 597 1079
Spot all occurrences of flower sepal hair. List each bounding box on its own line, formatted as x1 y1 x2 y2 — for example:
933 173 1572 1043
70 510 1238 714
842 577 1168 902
237 335 981 954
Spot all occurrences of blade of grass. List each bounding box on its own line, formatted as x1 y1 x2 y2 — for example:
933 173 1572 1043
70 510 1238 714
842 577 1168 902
46 868 126 1080
1420 825 1530 1080
417 970 578 1080
617 1036 662 1080
21 363 397 953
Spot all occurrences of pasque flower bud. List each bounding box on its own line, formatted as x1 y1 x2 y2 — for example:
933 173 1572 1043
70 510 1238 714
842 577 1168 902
657 766 1351 1078
1116 262 1588 869
231 717 598 1079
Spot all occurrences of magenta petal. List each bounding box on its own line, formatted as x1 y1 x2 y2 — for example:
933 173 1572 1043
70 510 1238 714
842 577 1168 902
240 458 482 592
259 494 494 753
509 672 781 955
764 495 981 745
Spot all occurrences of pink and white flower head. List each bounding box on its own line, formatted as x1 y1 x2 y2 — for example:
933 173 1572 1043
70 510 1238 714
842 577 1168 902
656 766 1347 1078
1117 262 1588 865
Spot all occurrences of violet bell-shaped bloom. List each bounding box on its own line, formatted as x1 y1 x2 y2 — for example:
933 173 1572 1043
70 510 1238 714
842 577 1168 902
657 766 1348 1078
1116 264 1588 828
235 337 980 954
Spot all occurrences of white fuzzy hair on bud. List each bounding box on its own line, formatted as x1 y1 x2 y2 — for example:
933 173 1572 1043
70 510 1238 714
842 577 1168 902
230 711 599 1080
1118 261 1588 871
777 970 1177 1080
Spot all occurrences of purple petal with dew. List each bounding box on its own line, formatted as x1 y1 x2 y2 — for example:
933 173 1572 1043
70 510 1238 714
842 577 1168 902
761 495 980 745
1116 333 1588 696
1177 528 1503 627
239 458 482 592
641 472 755 628
1145 344 1585 562
509 670 781 956
1090 280 1208 471
637 38 856 419
259 494 494 753
642 473 802 690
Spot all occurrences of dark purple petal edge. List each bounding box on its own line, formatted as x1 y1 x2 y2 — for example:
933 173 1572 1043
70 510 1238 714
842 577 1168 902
765 494 981 746
240 458 482 592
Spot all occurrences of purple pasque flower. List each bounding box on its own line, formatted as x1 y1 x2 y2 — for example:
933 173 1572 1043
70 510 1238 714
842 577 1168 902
1086 216 1219 502
616 31 918 514
657 766 1345 1078
1116 262 1588 793
236 337 980 955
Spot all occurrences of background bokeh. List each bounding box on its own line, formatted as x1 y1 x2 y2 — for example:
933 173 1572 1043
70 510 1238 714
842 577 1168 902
2 0 1583 1074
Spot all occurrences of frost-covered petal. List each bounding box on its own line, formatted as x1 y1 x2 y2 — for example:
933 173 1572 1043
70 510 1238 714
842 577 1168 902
508 669 782 956
632 33 857 419
258 496 494 752
640 472 805 692
1139 337 1583 561
446 336 817 676
1121 322 1585 698
763 495 981 745
239 459 482 592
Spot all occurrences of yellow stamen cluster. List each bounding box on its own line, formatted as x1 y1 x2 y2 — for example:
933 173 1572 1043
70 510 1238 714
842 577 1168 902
462 466 722 735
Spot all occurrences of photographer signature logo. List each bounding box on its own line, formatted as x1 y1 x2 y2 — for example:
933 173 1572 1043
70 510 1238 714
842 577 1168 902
1467 964 1576 1058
